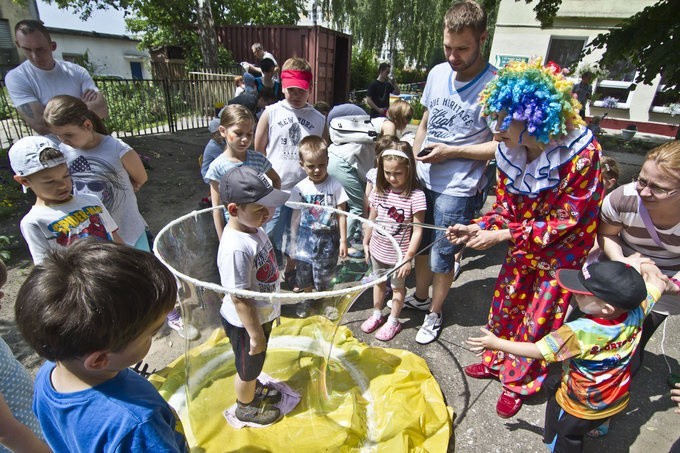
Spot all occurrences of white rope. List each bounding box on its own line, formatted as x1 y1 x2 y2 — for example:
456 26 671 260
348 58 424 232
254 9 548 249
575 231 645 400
152 203 403 301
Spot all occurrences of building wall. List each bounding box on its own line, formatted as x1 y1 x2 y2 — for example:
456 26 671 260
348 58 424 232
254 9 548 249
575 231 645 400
50 31 150 79
489 0 676 134
0 0 39 75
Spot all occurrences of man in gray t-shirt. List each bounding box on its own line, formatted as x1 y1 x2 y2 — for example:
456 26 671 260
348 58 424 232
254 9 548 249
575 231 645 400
408 1 498 346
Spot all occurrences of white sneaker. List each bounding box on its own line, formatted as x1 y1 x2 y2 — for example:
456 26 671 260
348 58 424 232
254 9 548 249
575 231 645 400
390 294 431 311
167 317 200 340
415 312 443 344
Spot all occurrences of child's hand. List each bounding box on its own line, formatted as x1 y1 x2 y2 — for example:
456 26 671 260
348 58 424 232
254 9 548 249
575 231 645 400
671 383 680 414
621 252 655 273
397 260 412 279
466 327 498 354
363 242 371 264
339 241 348 258
249 334 266 356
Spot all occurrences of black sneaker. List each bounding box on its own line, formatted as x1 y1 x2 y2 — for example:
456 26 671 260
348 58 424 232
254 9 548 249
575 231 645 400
235 399 281 425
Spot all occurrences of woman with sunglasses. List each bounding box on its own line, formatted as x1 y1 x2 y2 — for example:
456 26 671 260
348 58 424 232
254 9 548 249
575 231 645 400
598 140 680 374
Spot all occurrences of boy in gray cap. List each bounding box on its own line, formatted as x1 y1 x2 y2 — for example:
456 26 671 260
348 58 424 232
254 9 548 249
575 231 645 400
467 261 667 452
9 136 121 263
216 166 289 425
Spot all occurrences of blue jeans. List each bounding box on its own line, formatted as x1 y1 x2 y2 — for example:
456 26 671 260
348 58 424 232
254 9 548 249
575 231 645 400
265 204 293 266
420 187 481 274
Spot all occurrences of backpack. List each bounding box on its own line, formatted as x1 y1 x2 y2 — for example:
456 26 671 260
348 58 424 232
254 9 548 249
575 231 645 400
329 115 381 145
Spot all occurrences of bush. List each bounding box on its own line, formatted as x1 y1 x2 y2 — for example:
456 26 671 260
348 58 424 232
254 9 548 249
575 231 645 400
410 99 425 120
350 47 378 94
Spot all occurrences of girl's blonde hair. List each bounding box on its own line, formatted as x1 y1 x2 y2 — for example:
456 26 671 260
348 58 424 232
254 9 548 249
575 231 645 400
298 135 328 162
282 57 312 72
234 75 244 86
375 141 419 197
44 95 108 135
387 100 413 131
646 140 680 179
219 104 255 129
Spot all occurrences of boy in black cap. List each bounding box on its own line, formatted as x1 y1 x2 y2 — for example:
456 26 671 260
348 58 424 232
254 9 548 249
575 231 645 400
216 166 289 425
467 261 667 452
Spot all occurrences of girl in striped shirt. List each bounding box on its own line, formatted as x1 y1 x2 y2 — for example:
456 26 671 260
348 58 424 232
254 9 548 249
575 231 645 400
361 142 426 341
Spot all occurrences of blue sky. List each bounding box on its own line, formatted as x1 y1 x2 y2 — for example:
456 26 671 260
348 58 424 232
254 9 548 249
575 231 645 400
37 0 129 36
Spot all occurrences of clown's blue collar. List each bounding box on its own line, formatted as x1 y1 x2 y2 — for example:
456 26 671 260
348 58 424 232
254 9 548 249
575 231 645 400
495 127 593 195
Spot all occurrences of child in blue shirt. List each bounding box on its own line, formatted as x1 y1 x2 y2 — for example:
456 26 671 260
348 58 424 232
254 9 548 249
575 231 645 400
14 240 189 452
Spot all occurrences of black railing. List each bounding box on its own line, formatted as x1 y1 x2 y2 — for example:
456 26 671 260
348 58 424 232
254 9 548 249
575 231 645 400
0 75 237 149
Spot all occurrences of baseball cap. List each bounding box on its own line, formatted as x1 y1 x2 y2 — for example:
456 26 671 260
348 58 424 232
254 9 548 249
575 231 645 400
208 117 220 134
9 136 66 177
556 261 647 311
219 166 289 208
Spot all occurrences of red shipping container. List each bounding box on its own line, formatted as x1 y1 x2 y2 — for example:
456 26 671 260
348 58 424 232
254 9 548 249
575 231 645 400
216 25 351 105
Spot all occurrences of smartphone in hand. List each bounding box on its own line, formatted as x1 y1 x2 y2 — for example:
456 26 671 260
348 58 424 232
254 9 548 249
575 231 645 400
417 147 433 158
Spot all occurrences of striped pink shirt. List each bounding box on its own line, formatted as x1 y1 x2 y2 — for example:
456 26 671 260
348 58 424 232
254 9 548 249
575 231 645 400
368 188 426 265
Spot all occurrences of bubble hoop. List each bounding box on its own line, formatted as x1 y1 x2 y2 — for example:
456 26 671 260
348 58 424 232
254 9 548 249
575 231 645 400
152 201 403 301
150 202 453 450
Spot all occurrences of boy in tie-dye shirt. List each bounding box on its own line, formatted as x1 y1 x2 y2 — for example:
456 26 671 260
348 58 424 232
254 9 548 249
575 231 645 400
467 261 667 452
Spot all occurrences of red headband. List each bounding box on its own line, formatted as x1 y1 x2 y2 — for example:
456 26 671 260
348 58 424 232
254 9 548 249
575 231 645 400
281 69 312 91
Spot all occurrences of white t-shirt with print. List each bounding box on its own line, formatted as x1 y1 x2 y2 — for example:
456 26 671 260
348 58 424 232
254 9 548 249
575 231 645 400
263 100 326 190
288 175 349 231
20 193 118 264
217 227 281 327
416 62 497 196
60 136 146 246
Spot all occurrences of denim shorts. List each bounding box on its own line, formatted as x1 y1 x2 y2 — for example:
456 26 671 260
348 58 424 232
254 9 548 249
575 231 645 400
295 227 339 291
420 187 481 274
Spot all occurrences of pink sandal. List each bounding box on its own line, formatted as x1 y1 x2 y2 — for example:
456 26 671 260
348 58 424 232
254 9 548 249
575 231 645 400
361 315 386 333
375 321 402 341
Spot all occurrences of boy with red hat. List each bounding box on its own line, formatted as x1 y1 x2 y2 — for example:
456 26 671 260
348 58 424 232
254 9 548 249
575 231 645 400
253 57 327 281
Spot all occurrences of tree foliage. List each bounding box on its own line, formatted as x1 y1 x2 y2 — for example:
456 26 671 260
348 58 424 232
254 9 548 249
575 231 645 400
326 0 677 96
586 0 678 95
44 0 304 69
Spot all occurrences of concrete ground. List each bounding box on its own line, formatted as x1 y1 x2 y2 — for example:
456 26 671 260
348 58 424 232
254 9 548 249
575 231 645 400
2 128 678 452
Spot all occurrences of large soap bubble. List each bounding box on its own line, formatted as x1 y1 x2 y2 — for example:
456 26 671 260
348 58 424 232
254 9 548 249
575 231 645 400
152 203 452 451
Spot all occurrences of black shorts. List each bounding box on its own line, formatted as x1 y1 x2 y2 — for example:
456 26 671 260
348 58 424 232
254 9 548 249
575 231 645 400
221 317 273 382
543 375 609 452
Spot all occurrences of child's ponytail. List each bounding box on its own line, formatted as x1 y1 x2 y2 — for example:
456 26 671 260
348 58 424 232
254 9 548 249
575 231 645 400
44 94 109 135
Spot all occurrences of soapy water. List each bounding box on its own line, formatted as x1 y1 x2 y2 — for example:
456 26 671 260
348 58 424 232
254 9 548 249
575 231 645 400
152 205 399 424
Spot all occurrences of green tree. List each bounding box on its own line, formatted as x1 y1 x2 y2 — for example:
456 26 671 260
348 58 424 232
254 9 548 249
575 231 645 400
325 0 677 97
43 0 304 70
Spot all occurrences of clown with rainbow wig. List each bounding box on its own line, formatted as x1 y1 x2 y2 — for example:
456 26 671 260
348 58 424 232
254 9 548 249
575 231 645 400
447 58 605 418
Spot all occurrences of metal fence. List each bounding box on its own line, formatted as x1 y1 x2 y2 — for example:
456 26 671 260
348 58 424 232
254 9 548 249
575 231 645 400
0 73 237 150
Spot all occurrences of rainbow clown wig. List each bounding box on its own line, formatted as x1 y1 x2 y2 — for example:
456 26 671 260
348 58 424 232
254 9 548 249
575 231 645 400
479 59 585 144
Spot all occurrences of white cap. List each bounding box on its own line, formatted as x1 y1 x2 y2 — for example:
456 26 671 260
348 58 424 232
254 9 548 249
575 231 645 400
9 136 65 177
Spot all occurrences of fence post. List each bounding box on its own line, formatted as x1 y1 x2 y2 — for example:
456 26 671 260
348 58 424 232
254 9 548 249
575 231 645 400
162 79 175 133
